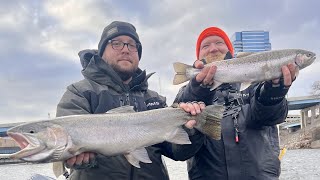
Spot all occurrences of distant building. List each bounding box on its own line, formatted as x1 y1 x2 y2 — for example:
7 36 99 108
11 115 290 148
231 30 271 56
0 122 23 137
0 127 9 137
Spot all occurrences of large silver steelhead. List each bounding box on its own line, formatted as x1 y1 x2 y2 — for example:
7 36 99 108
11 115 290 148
173 49 316 91
0 105 223 168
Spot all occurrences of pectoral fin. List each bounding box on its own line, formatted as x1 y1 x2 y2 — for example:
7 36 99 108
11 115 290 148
124 148 152 168
240 82 252 91
53 162 68 178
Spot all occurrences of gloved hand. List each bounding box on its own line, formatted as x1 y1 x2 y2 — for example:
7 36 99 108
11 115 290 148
257 79 290 105
257 63 297 105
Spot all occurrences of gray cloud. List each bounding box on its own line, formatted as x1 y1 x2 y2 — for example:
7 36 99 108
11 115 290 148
0 49 82 122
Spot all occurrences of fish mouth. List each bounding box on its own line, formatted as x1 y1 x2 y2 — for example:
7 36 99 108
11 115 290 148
1 132 46 160
301 55 316 68
295 52 316 69
10 132 29 149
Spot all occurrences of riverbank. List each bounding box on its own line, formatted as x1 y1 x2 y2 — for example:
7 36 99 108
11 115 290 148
280 116 320 149
166 149 320 180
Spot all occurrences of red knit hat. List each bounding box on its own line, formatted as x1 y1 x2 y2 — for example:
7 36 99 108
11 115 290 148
196 27 234 59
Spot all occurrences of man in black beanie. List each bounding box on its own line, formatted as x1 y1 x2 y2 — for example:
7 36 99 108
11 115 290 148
55 21 204 180
98 21 142 59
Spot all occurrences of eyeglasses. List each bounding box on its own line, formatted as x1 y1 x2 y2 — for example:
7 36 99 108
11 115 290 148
108 40 141 52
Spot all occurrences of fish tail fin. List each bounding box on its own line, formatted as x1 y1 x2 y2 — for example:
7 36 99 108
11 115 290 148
173 62 193 85
196 104 224 140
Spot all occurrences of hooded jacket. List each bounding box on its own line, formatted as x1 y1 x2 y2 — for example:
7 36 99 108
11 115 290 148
172 54 288 180
56 50 203 180
174 82 286 180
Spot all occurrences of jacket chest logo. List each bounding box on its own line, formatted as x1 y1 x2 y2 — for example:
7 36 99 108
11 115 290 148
146 101 160 107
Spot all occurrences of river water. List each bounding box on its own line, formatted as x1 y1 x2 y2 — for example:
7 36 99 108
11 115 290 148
0 149 319 180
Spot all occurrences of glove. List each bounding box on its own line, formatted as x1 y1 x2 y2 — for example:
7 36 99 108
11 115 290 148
257 78 290 106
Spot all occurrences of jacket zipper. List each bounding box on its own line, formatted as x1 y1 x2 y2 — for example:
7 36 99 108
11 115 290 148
124 92 135 180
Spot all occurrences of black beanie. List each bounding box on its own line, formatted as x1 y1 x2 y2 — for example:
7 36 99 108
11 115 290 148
98 21 142 59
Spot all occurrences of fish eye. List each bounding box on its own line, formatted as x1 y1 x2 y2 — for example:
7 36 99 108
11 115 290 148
307 53 312 57
29 130 35 133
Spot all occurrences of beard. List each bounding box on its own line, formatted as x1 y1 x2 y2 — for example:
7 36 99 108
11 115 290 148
110 63 137 81
204 53 226 63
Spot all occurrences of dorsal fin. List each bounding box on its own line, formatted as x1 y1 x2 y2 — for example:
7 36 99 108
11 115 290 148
236 52 255 58
106 106 135 114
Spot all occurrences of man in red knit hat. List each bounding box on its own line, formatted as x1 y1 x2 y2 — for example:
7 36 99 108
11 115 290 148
195 26 234 62
173 26 297 180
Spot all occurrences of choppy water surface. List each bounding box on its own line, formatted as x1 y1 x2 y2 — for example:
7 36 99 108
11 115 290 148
0 149 319 180
279 149 320 180
165 149 320 180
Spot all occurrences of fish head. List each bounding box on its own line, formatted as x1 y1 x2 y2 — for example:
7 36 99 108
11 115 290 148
6 121 69 162
295 49 316 69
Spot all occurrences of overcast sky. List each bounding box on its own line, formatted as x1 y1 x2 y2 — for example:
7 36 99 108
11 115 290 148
1 0 319 123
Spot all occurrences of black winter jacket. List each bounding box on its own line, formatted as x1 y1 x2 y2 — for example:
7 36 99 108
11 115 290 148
173 79 288 180
56 50 203 180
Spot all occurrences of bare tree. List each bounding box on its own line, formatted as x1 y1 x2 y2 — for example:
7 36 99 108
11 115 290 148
311 81 320 95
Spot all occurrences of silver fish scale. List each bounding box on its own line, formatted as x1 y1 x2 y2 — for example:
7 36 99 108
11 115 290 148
174 49 315 91
213 54 296 83
2 104 224 166
51 108 190 155
201 49 309 83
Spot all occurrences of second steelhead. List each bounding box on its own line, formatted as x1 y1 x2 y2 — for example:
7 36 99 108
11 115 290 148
173 49 316 91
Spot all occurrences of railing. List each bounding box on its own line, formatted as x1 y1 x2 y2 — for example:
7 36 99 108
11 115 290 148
0 147 25 165
0 158 25 164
